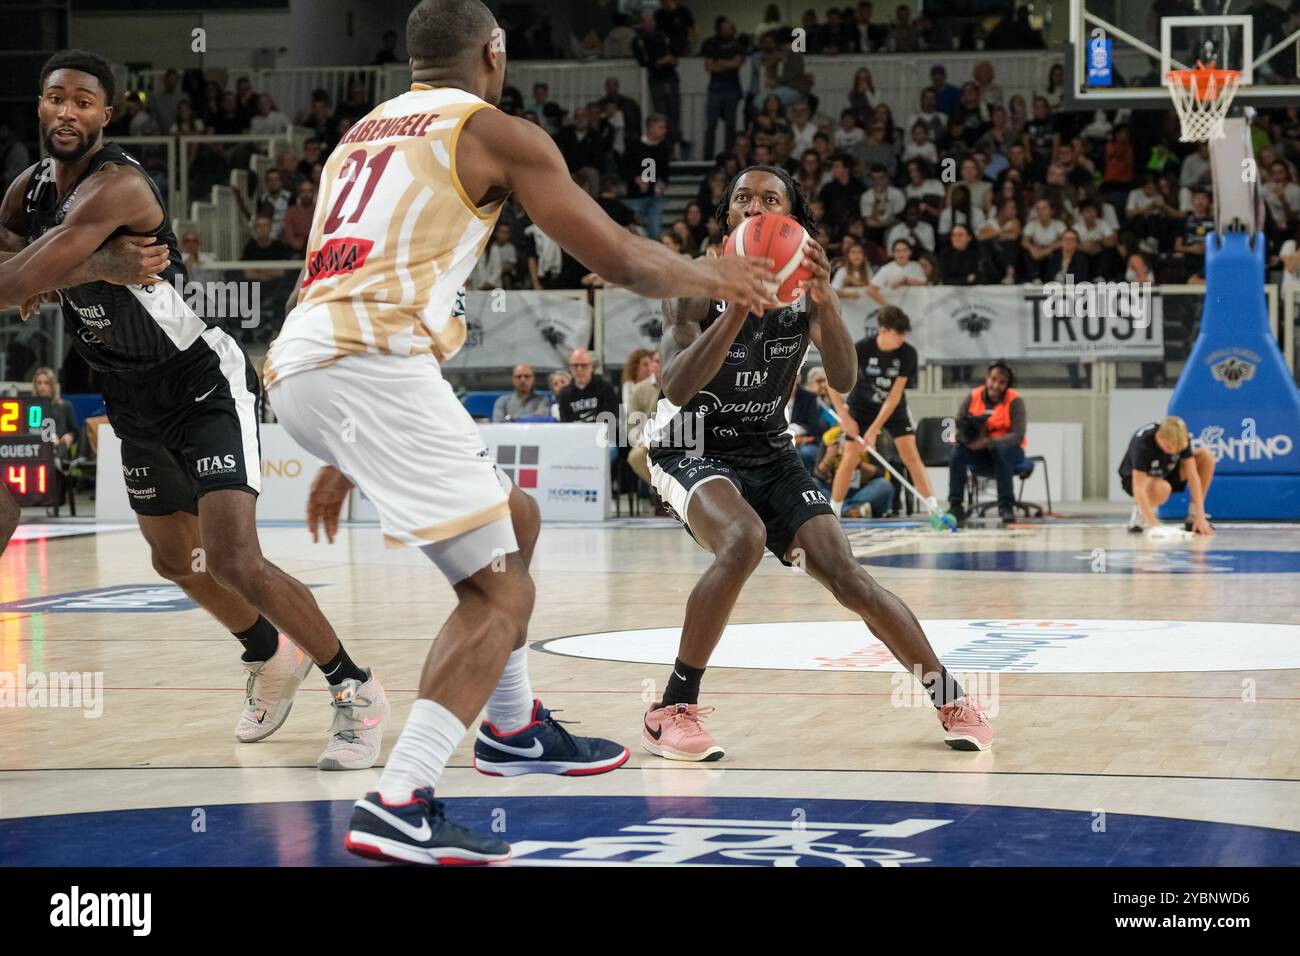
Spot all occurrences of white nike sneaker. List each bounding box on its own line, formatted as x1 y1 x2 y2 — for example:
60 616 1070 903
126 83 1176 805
1127 505 1144 533
318 672 390 771
235 633 314 743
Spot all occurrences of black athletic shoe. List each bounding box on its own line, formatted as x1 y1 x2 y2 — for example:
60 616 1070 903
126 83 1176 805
948 502 967 527
998 504 1015 526
474 699 630 777
344 787 510 865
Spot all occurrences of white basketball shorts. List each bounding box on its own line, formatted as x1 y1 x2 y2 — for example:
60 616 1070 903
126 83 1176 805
269 352 517 581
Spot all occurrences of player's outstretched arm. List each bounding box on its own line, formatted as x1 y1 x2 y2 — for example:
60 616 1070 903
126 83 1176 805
0 167 167 309
458 109 777 312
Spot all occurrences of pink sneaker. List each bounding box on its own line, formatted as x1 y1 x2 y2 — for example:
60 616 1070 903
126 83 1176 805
938 697 993 751
642 703 725 762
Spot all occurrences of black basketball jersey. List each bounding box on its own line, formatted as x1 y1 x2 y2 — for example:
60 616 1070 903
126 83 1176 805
848 334 917 411
24 142 211 373
646 298 810 466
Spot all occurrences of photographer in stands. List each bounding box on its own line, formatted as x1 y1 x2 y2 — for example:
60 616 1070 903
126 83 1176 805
946 360 1027 525
1121 416 1216 536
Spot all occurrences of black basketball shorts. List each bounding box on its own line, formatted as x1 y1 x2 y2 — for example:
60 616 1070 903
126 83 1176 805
648 445 834 564
847 400 915 438
1120 470 1187 498
101 328 262 516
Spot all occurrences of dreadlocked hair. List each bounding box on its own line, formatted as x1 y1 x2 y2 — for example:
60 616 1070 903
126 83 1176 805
714 164 817 237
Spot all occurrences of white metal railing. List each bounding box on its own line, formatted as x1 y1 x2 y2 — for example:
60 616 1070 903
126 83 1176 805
126 66 388 125
116 132 299 222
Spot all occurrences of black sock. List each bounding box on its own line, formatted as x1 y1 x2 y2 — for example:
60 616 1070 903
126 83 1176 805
661 658 706 707
923 667 965 709
234 616 280 663
320 644 367 686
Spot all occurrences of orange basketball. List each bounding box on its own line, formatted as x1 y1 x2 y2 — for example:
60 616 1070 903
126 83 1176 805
723 213 813 304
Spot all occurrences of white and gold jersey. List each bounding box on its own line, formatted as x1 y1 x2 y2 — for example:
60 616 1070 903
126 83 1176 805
264 84 503 386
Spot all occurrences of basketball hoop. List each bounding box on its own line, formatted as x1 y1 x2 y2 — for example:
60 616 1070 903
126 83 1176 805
1165 61 1241 142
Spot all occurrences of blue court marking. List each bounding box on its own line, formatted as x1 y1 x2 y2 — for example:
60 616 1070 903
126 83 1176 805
859 549 1300 574
2 796 1296 866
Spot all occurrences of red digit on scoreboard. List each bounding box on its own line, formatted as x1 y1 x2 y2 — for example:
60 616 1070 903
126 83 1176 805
7 464 25 495
36 465 46 494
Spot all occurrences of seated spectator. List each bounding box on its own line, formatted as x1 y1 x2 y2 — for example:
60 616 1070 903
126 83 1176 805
556 105 603 175
831 238 873 298
32 367 77 453
819 153 865 233
905 87 946 147
796 149 827 196
987 198 1023 282
280 180 315 256
254 168 292 239
813 438 894 518
1120 416 1215 536
834 109 865 151
903 159 944 220
868 238 926 305
493 365 550 422
1102 123 1135 190
179 228 220 286
249 93 291 136
1263 160 1300 232
299 91 337 145
596 176 637 230
939 185 987 240
1074 201 1117 277
946 360 1026 525
939 223 981 284
788 98 819 154
885 199 936 254
469 222 519 290
902 122 938 166
953 83 990 147
558 349 620 423
547 370 572 419
233 76 258 127
1176 188 1215 281
336 79 374 126
604 12 638 58
959 156 993 212
860 163 905 241
853 119 898 179
848 68 878 125
971 61 1004 109
886 3 921 52
1047 228 1089 282
621 347 655 409
169 97 205 135
242 214 289 270
930 65 961 116
1021 198 1065 281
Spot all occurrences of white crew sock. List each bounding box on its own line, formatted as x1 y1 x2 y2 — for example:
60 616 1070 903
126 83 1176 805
377 699 466 804
485 646 535 733
830 499 844 518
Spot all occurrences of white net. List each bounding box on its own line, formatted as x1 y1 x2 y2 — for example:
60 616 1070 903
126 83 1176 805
1166 69 1241 142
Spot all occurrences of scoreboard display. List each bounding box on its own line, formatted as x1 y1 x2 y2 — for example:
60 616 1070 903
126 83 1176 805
0 398 63 508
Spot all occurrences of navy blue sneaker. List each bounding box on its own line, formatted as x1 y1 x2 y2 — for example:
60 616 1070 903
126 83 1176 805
344 787 510 865
474 699 630 777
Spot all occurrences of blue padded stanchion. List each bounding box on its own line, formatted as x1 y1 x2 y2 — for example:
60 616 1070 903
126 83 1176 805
1163 230 1300 519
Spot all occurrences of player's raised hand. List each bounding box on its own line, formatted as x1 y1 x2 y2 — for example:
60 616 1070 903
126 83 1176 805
92 235 170 286
307 465 354 544
709 254 779 316
798 237 834 304
19 290 60 322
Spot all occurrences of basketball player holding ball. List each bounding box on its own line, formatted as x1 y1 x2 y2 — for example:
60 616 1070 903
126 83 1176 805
641 166 993 759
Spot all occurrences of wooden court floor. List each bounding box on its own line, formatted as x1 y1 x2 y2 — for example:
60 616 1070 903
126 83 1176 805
1 516 1298 866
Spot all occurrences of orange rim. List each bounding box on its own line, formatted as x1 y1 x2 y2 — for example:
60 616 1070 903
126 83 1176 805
1166 61 1241 101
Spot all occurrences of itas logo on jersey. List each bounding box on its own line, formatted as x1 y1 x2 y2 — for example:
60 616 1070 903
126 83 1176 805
724 343 747 366
764 335 802 363
734 369 769 390
195 454 238 477
303 237 375 288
